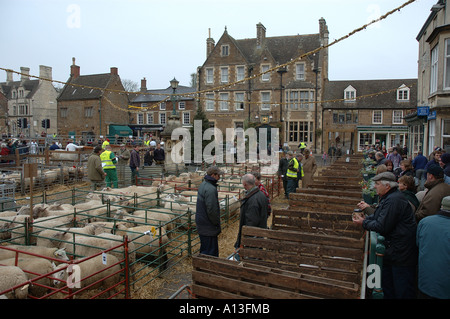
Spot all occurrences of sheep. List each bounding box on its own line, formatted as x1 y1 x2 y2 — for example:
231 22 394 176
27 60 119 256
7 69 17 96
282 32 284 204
0 257 53 297
114 225 168 266
0 210 18 218
132 209 175 230
52 253 121 297
0 244 69 262
88 220 137 233
36 224 107 248
72 200 121 222
0 265 29 299
55 233 136 263
17 204 50 219
0 215 28 240
12 214 76 245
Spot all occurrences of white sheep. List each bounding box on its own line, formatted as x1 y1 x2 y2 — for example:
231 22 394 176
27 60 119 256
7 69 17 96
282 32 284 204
0 244 69 262
52 253 121 297
56 233 136 263
132 209 175 231
114 225 168 262
0 211 19 218
0 265 29 299
0 215 29 240
11 214 76 245
0 257 53 297
36 224 106 248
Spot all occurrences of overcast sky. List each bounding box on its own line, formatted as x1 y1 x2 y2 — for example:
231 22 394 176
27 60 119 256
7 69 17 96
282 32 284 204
0 0 436 90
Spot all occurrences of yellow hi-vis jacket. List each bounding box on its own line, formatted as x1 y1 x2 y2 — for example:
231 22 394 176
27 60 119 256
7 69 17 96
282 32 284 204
100 150 116 170
286 157 299 179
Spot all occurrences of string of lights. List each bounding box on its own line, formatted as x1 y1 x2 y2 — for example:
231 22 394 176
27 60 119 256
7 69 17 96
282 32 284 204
0 0 417 115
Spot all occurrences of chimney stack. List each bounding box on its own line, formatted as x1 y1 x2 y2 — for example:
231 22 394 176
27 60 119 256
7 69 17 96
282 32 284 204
70 57 80 79
206 28 215 57
110 67 118 75
319 17 329 44
256 22 266 48
20 67 30 82
6 70 13 83
140 77 147 92
39 65 52 82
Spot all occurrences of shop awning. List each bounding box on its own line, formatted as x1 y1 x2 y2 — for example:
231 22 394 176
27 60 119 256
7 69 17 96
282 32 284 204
108 125 133 136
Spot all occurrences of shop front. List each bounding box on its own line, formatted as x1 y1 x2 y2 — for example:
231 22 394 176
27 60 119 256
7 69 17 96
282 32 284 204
357 126 409 152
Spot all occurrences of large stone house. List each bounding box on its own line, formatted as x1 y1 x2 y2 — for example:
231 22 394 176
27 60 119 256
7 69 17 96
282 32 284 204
322 79 417 154
0 91 7 136
414 0 450 156
0 66 58 137
57 58 130 143
128 77 197 139
197 19 329 152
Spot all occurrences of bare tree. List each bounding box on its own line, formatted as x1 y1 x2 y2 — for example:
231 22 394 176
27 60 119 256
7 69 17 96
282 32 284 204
190 73 197 88
122 79 139 92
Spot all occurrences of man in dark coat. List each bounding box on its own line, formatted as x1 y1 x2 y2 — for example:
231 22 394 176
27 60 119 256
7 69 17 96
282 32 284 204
277 152 289 198
352 172 417 299
153 143 165 165
235 174 268 249
196 166 224 257
129 145 140 185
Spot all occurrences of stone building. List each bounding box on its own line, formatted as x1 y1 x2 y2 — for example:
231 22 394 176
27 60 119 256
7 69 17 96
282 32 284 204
197 19 329 153
415 0 450 156
57 58 130 143
0 91 7 136
0 66 58 137
322 79 417 154
129 77 197 139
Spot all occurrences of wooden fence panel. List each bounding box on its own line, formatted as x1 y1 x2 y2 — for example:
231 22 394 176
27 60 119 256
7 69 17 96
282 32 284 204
192 254 360 299
239 226 364 286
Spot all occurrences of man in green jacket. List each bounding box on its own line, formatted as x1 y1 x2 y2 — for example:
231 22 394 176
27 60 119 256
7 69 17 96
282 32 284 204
100 144 118 188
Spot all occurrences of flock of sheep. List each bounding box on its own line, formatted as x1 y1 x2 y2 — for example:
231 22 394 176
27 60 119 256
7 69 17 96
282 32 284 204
0 170 248 299
1 166 84 193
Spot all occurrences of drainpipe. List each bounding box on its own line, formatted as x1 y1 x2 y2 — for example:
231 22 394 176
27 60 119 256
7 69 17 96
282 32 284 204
98 97 102 136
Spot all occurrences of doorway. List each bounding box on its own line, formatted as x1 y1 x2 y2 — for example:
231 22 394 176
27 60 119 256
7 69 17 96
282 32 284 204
375 133 387 148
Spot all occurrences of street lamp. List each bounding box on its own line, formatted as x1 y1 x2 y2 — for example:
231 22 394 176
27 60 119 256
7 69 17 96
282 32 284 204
277 67 287 145
313 66 320 154
170 77 179 116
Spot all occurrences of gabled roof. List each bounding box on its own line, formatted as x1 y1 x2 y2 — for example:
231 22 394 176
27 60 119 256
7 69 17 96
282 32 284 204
132 85 196 103
323 79 417 109
0 80 40 99
202 30 321 68
57 73 114 101
235 34 321 66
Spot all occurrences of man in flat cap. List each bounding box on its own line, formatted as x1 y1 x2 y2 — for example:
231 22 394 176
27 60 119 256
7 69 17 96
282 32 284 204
353 172 417 299
415 164 450 223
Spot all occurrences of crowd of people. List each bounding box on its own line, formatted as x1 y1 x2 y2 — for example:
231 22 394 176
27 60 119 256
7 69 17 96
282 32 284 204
276 148 317 199
353 145 450 299
87 137 166 189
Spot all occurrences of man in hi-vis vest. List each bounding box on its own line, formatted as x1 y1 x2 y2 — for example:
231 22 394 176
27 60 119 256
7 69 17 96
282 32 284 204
100 144 118 188
286 151 299 199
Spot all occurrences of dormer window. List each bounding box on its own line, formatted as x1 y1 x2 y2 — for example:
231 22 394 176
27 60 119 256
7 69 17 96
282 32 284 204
344 85 356 102
221 45 229 57
397 84 410 101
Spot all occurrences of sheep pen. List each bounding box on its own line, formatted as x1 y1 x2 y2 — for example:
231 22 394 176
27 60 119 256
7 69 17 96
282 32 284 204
0 164 282 299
